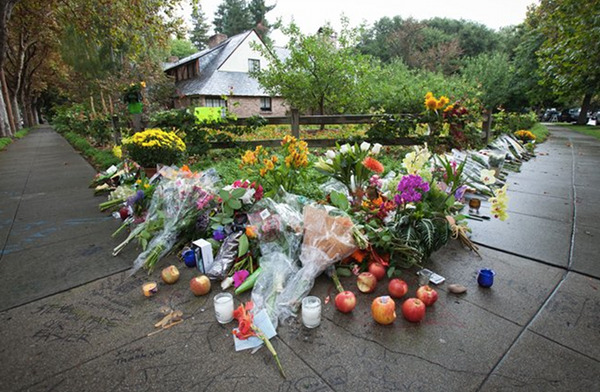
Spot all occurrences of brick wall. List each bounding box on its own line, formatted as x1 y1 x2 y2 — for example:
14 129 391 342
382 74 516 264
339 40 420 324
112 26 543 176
172 96 287 117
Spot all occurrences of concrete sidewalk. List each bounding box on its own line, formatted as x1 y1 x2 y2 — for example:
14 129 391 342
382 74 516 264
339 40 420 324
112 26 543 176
0 126 598 391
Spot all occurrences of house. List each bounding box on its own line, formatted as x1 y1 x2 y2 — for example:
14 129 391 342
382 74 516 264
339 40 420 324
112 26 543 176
164 30 287 117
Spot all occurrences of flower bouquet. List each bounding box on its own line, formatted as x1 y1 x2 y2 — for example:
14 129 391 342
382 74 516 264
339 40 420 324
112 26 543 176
112 166 219 274
277 204 357 321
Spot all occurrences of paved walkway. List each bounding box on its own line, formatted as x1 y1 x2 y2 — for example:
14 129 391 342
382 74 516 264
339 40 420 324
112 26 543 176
0 126 598 391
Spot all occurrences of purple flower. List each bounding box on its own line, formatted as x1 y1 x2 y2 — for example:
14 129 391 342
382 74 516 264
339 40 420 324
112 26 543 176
233 270 250 288
454 185 467 201
369 175 383 189
127 190 145 206
395 174 430 205
213 227 226 241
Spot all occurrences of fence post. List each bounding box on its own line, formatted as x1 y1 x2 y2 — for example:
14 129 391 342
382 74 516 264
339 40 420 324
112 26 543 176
291 108 300 138
482 109 492 145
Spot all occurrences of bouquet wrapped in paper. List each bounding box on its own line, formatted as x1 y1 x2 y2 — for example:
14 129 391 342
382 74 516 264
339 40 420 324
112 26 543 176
277 204 357 321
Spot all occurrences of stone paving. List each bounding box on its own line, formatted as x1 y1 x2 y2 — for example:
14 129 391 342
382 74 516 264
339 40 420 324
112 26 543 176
0 125 598 391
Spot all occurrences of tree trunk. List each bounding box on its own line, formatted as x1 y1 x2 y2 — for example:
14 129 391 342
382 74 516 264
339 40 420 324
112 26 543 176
0 78 9 137
578 92 593 125
1 69 15 133
0 0 19 137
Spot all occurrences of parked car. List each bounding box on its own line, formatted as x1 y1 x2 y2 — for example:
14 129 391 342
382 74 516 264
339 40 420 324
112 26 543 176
559 108 581 123
542 108 559 122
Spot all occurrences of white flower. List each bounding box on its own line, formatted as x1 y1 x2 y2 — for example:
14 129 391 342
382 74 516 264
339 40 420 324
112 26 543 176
240 188 256 204
480 169 497 185
221 277 234 290
372 143 382 154
326 150 336 159
340 144 350 154
360 141 371 151
326 159 334 165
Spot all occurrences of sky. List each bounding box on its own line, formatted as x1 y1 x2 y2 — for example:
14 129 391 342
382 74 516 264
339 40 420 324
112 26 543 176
181 0 538 45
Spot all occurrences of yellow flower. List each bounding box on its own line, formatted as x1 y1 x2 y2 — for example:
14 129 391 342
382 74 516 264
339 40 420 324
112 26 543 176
425 96 438 111
437 96 449 109
140 81 146 88
444 104 454 113
112 145 122 159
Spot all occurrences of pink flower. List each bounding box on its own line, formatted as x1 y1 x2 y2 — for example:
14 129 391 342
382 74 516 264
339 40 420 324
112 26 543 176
233 270 250 288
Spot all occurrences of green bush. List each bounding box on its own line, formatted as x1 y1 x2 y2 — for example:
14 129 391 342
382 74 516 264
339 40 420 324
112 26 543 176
492 111 537 134
0 137 11 150
366 113 416 141
63 131 119 169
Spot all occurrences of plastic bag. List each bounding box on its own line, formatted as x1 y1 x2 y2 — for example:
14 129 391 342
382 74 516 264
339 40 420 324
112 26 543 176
247 189 305 260
250 243 299 329
206 231 243 280
277 204 357 321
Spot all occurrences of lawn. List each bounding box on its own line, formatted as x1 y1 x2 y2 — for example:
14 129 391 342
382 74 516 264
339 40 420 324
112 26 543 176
557 124 600 140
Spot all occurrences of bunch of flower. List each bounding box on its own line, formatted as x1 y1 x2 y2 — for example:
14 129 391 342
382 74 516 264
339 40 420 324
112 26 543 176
314 141 383 195
489 184 509 221
402 143 432 180
424 92 450 113
394 174 430 206
123 128 186 168
122 81 146 103
239 136 310 196
514 130 536 142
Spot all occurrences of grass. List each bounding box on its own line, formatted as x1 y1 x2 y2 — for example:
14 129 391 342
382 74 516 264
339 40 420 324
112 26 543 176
529 123 550 143
62 131 120 169
556 124 600 141
0 127 32 151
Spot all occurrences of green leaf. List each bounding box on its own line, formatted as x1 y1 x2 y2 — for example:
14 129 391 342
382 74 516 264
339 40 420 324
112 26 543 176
329 190 349 211
219 189 230 201
336 267 352 277
141 238 148 251
387 266 396 278
238 234 249 257
231 188 247 198
228 199 242 210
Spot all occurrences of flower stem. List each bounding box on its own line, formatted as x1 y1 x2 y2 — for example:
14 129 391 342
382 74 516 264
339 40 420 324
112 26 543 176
255 329 286 378
330 268 344 293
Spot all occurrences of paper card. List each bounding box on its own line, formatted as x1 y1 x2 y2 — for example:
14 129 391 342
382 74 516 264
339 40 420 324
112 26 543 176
233 309 277 352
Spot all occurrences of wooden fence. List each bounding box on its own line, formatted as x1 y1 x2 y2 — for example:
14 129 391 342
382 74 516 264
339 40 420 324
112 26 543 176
209 110 428 149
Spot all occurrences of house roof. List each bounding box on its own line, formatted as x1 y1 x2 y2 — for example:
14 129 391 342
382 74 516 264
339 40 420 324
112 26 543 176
166 30 288 98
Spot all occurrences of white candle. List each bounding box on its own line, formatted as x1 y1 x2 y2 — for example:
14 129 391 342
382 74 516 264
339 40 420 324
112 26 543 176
301 296 321 328
214 293 234 324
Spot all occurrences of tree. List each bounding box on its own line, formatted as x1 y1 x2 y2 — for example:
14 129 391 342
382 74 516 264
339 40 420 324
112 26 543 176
247 0 276 42
531 0 600 124
169 39 197 59
213 0 252 37
0 0 20 137
190 3 210 50
252 21 377 116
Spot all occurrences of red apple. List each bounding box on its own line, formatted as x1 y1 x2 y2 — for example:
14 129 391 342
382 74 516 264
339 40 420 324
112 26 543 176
416 285 438 306
401 298 426 323
161 265 180 284
371 296 397 325
368 262 386 281
388 278 408 299
335 291 357 313
190 275 211 296
357 272 377 293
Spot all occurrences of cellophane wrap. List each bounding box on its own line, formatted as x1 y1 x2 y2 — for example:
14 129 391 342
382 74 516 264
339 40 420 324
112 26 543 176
125 167 219 274
277 204 357 321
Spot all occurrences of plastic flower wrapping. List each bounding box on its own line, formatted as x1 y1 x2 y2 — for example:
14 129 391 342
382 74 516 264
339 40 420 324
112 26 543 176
112 165 220 274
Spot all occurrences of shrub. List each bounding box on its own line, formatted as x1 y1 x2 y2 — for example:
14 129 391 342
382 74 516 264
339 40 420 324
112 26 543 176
493 110 537 134
123 128 186 167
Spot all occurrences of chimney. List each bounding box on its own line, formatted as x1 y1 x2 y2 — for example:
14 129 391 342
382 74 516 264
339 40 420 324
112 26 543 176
208 33 228 48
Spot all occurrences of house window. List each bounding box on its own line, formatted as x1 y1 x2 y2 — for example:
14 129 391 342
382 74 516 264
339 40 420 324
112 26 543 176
260 97 272 111
248 59 260 72
205 97 227 108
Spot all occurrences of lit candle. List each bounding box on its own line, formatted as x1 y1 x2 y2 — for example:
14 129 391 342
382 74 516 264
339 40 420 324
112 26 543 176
301 296 321 328
142 282 158 297
214 292 234 324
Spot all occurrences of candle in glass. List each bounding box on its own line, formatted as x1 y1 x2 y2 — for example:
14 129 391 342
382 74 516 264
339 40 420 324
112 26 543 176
214 292 234 324
301 296 321 328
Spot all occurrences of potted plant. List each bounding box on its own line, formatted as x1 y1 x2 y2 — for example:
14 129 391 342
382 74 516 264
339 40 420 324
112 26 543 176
122 128 186 175
123 81 146 114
